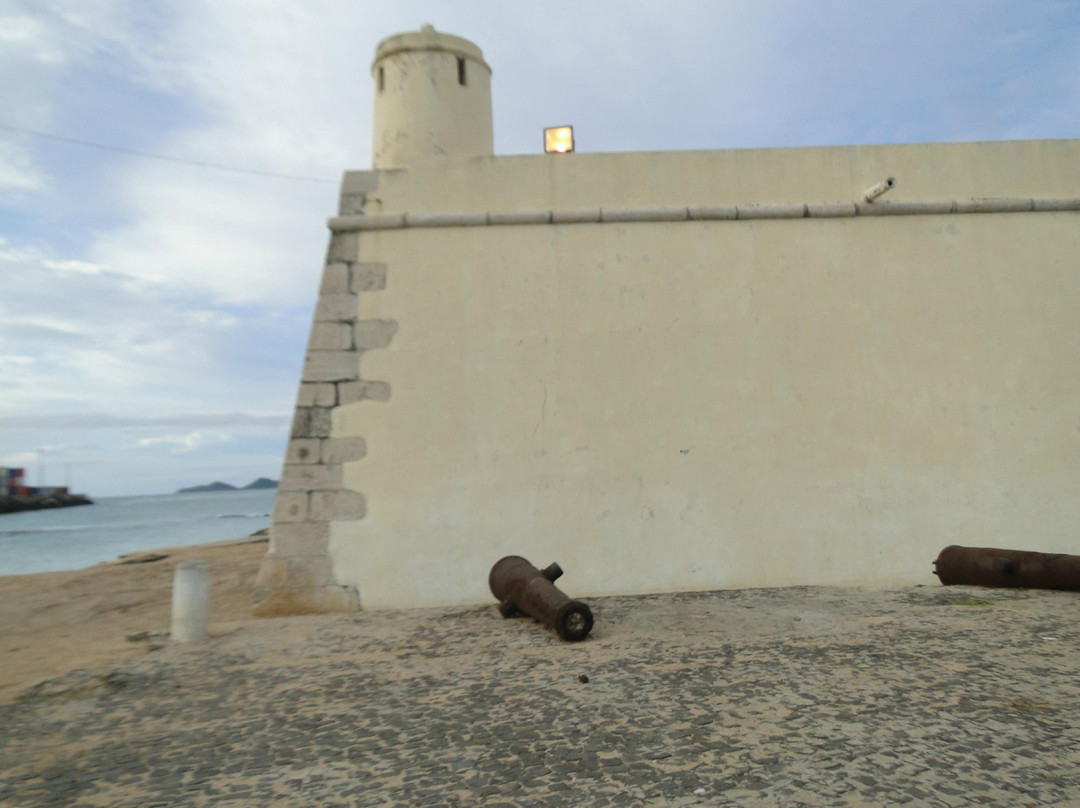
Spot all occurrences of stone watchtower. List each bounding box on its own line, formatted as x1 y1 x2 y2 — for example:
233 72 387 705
371 24 493 168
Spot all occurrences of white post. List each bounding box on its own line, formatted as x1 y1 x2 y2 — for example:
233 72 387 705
171 560 210 642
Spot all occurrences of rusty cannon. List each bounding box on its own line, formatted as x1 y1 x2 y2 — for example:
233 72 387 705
933 545 1080 591
489 556 594 641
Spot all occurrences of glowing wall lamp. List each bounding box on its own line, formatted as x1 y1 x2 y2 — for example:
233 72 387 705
544 125 574 154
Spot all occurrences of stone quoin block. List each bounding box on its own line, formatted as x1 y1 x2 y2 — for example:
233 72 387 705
338 380 392 405
341 169 379 196
291 406 333 439
354 319 398 350
256 555 336 591
309 490 367 521
338 193 367 216
318 586 361 612
253 555 290 589
350 263 387 292
253 584 359 617
269 521 331 556
309 322 354 351
302 352 360 383
296 383 337 408
314 294 359 323
283 555 334 589
321 436 367 464
285 438 322 465
272 492 309 524
279 463 343 492
326 231 359 263
319 262 352 295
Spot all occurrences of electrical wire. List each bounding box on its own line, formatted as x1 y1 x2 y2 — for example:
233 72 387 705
0 121 337 184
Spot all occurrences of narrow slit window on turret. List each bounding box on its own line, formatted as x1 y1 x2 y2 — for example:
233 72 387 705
457 56 466 85
378 66 385 92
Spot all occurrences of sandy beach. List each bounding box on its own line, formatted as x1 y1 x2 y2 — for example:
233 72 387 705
2 538 1078 806
0 532 268 704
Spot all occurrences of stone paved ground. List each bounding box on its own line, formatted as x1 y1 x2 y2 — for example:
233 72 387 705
2 585 1078 807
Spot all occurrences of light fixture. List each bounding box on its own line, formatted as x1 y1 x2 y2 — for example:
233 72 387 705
544 125 574 154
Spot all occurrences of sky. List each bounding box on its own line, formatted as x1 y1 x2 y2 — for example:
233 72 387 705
1 1 1078 497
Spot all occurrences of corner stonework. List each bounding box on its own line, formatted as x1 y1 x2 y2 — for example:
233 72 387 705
254 200 393 614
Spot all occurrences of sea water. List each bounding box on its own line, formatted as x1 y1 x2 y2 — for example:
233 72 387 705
0 489 275 576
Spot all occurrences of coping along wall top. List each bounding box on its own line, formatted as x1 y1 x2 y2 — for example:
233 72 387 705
327 197 1080 232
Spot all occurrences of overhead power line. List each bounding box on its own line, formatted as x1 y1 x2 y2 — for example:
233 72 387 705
0 121 337 184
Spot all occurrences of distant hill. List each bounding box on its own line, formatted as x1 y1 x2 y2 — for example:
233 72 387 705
176 478 278 494
176 481 236 494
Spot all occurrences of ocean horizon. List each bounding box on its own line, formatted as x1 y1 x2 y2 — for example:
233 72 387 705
0 488 274 576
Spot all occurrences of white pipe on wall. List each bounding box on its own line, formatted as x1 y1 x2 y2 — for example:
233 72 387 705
864 177 897 202
327 196 1078 232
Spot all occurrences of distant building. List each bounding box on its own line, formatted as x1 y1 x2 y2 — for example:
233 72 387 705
0 467 28 497
254 25 1080 615
0 468 60 497
0 467 79 512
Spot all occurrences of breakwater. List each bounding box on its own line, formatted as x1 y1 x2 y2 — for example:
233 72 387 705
0 494 93 515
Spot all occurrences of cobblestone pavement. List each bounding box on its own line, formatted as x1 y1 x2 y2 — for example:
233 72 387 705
2 585 1078 807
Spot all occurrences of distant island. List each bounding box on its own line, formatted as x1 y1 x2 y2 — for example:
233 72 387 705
176 477 278 494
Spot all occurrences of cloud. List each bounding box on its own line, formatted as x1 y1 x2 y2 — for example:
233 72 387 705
88 167 335 305
2 450 41 466
41 257 104 275
0 414 290 497
0 233 297 495
0 237 307 417
61 2 366 304
0 8 65 64
137 430 233 453
0 137 45 190
0 412 288 431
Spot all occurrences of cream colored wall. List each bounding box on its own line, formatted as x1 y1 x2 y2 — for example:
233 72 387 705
326 140 1080 609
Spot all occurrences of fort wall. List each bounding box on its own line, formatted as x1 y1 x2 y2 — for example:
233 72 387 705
256 138 1080 612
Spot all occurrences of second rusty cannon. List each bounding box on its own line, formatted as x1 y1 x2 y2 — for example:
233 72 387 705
489 555 594 641
933 545 1080 591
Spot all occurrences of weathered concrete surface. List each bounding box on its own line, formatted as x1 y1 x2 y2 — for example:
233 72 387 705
3 585 1078 807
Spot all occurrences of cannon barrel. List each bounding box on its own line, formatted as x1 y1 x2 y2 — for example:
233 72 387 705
933 545 1080 591
489 555 594 641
